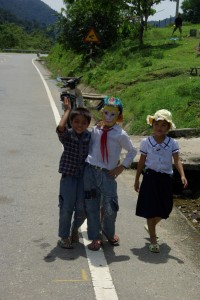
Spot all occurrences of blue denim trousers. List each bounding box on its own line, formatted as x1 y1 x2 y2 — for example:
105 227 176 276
84 164 119 240
58 175 86 239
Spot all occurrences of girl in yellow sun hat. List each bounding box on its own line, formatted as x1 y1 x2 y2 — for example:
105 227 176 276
134 109 188 253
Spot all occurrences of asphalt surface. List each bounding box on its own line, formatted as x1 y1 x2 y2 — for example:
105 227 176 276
0 53 200 300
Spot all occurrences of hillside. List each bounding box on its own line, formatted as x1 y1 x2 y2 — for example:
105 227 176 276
47 24 200 134
0 0 57 25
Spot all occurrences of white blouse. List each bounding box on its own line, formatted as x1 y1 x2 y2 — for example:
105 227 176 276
140 136 179 174
86 124 137 170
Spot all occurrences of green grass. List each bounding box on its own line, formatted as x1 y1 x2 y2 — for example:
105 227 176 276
47 24 200 134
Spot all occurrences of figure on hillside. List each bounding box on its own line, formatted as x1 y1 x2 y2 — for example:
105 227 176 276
172 13 183 35
56 96 91 249
134 109 188 253
84 96 137 250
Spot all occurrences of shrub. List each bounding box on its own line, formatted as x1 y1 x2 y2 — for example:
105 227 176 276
140 59 153 67
153 51 164 59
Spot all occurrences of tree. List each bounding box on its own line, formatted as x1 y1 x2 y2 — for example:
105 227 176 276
58 0 124 51
0 22 52 50
181 0 200 23
58 0 166 50
59 1 187 50
0 24 18 48
126 1 163 47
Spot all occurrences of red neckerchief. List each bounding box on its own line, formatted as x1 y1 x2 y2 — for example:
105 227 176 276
100 127 113 163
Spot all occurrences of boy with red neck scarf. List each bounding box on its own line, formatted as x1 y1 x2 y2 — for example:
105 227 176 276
84 97 137 250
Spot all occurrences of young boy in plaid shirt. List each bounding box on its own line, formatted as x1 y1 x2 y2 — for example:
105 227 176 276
56 96 91 249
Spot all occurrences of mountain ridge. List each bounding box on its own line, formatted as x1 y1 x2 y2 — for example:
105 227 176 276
0 0 58 25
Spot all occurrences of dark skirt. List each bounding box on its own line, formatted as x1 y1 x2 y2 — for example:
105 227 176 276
136 169 173 219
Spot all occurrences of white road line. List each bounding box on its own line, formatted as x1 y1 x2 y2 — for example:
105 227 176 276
81 221 119 300
32 58 119 300
32 59 60 126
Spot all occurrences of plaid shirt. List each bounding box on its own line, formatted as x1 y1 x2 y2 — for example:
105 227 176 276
56 127 91 177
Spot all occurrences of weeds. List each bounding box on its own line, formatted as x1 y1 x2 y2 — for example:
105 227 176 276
47 24 200 134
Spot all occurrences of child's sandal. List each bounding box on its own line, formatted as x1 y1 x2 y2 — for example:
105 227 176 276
102 230 120 246
57 238 73 249
88 240 103 251
149 243 160 253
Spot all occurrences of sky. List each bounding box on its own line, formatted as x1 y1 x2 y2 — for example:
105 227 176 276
41 0 184 21
41 0 65 12
148 0 184 21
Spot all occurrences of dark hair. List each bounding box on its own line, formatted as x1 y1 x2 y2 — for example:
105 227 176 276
70 107 91 125
152 119 171 129
117 105 123 116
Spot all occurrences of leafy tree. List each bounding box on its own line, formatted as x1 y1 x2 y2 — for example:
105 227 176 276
122 1 163 46
181 0 200 23
0 22 52 50
0 7 56 41
0 24 18 48
58 0 166 50
58 0 125 51
0 6 55 50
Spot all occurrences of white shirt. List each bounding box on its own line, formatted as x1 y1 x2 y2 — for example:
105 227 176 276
140 136 179 174
86 124 137 170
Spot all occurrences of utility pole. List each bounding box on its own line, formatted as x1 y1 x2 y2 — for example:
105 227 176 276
175 0 180 17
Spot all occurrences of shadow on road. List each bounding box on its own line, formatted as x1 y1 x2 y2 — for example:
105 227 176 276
131 242 184 265
103 242 131 264
43 242 87 263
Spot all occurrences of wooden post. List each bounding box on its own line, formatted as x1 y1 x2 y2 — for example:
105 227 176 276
175 0 180 17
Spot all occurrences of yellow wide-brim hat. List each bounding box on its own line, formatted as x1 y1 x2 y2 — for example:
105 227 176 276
146 109 176 130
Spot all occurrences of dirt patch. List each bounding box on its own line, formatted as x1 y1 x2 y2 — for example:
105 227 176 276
174 197 200 234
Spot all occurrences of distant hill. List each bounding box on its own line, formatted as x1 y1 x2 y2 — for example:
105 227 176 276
148 17 175 28
0 0 58 25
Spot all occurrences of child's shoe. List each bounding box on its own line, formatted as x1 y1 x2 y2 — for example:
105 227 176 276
149 243 160 253
57 238 73 249
88 240 103 251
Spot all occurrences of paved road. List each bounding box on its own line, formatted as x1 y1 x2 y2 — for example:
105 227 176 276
0 53 200 300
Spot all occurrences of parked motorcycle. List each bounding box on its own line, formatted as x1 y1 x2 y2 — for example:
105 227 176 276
57 76 83 111
57 76 83 127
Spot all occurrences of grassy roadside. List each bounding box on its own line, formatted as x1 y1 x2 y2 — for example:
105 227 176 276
47 24 200 135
